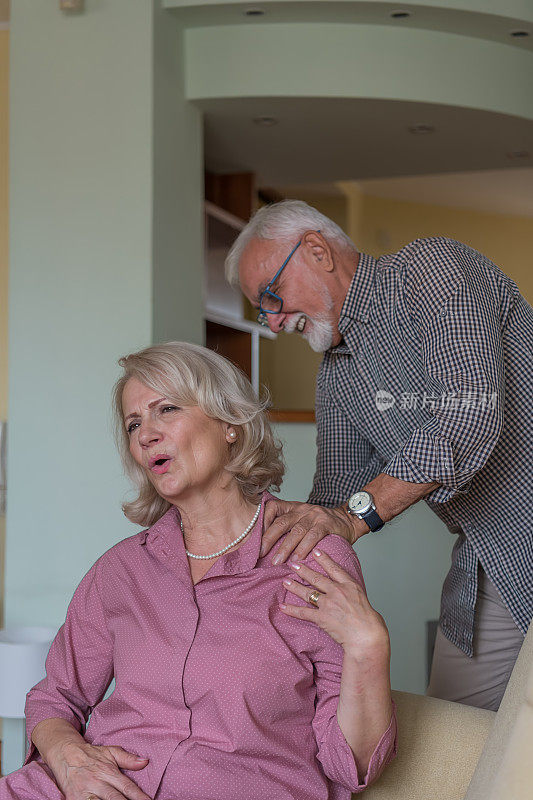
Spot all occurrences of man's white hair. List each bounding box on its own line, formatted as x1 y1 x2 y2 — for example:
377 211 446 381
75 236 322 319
225 199 355 287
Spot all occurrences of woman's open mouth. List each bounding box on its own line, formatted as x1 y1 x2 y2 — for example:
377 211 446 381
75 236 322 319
149 455 172 474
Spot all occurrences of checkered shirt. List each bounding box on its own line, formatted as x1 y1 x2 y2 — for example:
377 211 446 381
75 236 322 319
308 237 533 656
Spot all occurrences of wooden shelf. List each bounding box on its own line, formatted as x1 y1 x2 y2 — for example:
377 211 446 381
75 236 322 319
268 409 316 423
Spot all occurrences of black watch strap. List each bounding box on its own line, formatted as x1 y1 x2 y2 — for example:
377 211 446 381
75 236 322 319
361 508 385 532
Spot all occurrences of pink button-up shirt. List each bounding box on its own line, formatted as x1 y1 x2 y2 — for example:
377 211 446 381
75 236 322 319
5 492 396 800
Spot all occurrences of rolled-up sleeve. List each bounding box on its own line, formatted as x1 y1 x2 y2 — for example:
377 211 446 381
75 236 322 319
24 560 114 765
310 550 398 792
383 251 505 503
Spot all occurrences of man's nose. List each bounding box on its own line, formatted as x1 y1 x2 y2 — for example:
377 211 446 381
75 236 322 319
267 312 286 333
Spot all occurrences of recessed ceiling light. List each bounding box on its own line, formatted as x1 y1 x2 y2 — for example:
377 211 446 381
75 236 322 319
244 8 265 16
509 30 530 38
408 124 435 135
507 150 530 160
390 10 411 19
253 116 278 127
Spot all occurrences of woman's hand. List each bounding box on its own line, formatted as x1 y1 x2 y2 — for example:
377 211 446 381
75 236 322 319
279 549 389 659
32 718 151 800
50 740 151 800
280 549 394 776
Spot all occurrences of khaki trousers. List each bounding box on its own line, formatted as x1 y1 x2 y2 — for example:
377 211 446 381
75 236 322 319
426 570 524 711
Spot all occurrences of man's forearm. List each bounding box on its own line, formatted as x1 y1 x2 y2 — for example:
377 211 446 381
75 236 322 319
343 473 440 543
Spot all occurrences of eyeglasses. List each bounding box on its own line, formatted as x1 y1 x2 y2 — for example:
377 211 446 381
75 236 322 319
256 231 320 326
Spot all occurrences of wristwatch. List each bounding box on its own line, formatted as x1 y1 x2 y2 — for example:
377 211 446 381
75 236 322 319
346 490 385 532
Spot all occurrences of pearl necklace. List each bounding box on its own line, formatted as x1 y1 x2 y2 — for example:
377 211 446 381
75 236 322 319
181 503 262 560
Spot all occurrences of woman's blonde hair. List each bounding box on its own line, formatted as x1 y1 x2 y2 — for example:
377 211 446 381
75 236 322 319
112 341 284 527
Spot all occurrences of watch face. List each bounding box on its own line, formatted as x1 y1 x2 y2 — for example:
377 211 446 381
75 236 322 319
348 491 372 515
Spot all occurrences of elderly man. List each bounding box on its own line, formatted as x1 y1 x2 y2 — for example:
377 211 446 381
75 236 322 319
225 200 532 711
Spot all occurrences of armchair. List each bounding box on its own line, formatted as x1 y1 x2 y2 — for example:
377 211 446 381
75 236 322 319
362 621 532 800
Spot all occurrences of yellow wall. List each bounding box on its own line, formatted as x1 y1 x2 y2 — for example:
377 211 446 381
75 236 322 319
356 194 533 303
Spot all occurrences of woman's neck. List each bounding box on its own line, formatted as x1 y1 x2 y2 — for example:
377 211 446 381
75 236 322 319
176 485 261 556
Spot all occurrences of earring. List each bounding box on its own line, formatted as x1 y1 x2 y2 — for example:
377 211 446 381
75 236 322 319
228 430 236 440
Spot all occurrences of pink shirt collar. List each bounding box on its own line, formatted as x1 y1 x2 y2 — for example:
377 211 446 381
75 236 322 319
138 490 271 582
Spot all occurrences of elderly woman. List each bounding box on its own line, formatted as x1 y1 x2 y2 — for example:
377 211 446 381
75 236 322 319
1 342 396 800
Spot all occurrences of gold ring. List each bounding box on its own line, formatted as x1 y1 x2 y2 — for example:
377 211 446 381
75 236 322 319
87 795 99 800
308 590 322 608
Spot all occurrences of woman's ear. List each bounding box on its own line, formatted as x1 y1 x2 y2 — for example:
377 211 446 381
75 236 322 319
226 427 237 443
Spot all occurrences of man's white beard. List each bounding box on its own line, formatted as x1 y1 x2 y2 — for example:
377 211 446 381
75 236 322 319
285 313 334 352
304 315 334 352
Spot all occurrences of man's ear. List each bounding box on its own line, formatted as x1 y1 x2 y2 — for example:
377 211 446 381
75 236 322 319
301 230 334 273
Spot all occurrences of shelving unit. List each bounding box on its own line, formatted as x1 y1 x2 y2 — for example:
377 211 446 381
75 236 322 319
204 201 276 395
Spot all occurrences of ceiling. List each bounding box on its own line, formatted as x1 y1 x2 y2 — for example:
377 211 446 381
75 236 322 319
193 2 533 217
169 1 533 53
3 1 531 215
202 96 533 187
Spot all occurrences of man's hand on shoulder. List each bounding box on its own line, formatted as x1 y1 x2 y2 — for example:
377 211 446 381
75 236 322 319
261 476 440 564
260 499 363 564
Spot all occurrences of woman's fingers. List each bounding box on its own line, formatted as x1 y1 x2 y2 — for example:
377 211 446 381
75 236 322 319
282 577 320 605
90 784 128 800
109 746 149 769
68 771 150 800
286 561 332 593
283 554 364 610
62 745 152 800
90 785 141 800
111 774 152 800
278 602 318 622
109 746 149 772
288 553 360 592
104 748 151 800
311 549 360 585
279 551 380 651
108 773 151 800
